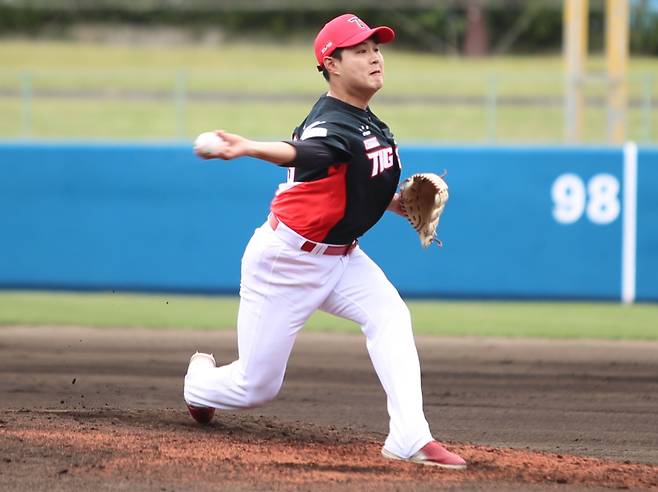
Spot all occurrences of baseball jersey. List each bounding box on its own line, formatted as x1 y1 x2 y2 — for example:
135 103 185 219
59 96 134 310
271 94 401 245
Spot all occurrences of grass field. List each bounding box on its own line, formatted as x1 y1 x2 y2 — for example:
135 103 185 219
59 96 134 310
0 41 656 142
1 291 656 340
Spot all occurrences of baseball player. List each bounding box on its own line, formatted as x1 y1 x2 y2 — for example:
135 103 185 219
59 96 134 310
184 13 466 470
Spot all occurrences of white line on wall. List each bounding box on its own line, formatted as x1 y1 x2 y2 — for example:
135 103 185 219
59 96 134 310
622 141 638 304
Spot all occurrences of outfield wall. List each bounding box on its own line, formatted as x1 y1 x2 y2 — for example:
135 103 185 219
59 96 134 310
1 143 657 301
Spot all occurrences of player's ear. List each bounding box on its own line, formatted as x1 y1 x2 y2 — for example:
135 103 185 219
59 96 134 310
324 56 340 77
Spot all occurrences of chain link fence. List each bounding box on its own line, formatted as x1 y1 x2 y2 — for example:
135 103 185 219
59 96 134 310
1 67 655 143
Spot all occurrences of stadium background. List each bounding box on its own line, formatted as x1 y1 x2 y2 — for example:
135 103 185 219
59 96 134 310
1 0 657 302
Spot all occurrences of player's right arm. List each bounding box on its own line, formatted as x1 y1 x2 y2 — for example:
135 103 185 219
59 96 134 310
201 129 350 168
200 130 296 165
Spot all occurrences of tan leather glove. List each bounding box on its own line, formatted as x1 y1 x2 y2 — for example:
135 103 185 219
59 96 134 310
399 173 449 248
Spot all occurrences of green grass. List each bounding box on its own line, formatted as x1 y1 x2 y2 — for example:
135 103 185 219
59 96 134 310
0 291 656 340
0 93 651 142
0 41 653 96
0 41 656 142
0 99 516 141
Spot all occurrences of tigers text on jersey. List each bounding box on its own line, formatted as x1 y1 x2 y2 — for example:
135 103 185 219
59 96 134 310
270 94 401 245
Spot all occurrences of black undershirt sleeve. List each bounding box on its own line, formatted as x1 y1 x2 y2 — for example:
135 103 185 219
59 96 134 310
280 139 350 169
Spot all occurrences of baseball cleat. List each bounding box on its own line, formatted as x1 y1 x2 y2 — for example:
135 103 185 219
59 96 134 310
186 403 215 425
381 440 467 470
185 352 217 424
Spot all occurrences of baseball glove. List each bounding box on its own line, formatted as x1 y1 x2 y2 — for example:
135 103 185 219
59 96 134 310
399 173 449 248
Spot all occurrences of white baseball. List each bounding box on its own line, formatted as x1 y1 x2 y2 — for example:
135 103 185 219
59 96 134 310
194 131 225 157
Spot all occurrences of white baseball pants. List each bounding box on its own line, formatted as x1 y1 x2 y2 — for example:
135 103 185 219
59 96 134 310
184 218 433 458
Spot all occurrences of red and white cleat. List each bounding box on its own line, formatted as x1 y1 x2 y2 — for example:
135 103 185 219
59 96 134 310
382 440 467 470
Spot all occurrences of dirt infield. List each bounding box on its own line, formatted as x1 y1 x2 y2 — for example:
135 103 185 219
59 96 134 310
1 327 657 491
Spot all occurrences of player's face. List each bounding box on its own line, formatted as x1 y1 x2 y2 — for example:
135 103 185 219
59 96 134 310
337 39 384 93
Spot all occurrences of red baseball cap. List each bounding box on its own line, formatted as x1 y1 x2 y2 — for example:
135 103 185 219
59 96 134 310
314 14 395 71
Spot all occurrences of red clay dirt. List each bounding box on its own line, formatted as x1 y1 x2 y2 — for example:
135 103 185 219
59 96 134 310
1 326 657 491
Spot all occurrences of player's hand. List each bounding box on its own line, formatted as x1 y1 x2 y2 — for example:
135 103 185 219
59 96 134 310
212 130 253 160
386 193 405 217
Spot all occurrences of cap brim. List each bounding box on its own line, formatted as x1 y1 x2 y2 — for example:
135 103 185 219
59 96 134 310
336 25 395 49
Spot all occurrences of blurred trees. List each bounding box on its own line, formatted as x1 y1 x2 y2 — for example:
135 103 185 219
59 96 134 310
0 0 657 55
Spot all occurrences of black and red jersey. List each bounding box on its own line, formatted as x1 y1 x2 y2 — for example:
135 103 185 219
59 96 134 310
270 94 401 244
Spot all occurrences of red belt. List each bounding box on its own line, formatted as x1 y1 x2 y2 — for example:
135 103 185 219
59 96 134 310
268 215 357 256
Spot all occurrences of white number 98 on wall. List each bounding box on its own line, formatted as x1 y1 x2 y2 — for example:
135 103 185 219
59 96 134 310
551 173 620 225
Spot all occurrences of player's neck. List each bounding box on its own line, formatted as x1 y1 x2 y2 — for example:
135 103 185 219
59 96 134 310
327 86 373 110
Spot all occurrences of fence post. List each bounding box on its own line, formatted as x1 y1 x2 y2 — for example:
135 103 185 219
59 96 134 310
175 69 187 140
642 73 653 144
20 69 33 139
621 141 637 304
486 74 497 143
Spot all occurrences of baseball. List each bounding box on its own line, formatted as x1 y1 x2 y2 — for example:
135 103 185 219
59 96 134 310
194 131 225 157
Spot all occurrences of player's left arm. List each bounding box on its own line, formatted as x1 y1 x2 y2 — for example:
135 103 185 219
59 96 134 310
387 193 405 217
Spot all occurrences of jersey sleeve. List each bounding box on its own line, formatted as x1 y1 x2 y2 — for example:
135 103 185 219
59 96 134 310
292 116 352 160
281 139 349 169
